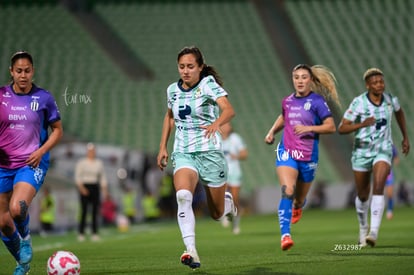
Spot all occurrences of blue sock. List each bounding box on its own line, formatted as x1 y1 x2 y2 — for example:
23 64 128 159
278 198 293 237
388 198 394 212
15 215 30 239
1 230 21 262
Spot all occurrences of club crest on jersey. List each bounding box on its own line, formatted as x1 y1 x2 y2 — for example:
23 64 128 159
194 87 202 98
30 98 39 111
304 101 311 111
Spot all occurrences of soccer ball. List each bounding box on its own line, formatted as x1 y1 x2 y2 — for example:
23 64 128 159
47 250 81 275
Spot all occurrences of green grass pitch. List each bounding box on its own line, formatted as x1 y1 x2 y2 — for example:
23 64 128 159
1 207 413 274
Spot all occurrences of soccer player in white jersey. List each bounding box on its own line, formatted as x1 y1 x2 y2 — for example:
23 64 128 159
0 51 63 275
220 122 248 234
338 68 410 247
157 46 236 269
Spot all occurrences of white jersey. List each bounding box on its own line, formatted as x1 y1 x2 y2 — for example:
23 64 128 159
222 132 246 179
167 75 228 153
343 91 400 157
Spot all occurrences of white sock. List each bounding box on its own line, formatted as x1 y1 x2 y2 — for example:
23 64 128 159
221 194 233 220
370 195 385 236
232 215 241 229
176 189 196 251
355 196 369 229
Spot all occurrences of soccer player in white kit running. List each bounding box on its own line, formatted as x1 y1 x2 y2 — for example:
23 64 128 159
338 68 410 247
157 46 237 269
220 122 248 234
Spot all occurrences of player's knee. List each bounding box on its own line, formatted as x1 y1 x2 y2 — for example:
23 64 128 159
281 185 295 199
9 200 28 221
176 189 193 206
357 195 369 202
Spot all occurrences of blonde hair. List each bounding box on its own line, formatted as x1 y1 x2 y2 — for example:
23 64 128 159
363 68 383 81
293 64 341 108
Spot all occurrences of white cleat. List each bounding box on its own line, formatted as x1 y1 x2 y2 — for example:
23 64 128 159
358 227 368 247
365 232 377 247
181 249 201 269
225 192 238 221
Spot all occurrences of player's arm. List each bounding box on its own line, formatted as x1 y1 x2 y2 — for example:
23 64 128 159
26 120 63 167
337 116 375 134
237 148 248 160
157 109 174 170
265 114 284 144
201 96 235 139
295 116 336 135
394 108 410 155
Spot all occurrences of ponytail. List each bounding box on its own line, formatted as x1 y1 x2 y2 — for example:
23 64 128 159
201 65 223 86
310 65 341 108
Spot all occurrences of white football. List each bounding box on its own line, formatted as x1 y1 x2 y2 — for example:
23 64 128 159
47 250 81 275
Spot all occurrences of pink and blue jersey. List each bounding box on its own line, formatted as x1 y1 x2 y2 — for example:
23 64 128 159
0 84 60 169
280 92 332 161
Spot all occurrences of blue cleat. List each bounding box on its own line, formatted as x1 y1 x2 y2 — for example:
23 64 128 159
14 263 30 275
19 237 33 264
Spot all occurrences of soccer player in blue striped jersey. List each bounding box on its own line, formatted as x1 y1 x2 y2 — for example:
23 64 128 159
157 46 236 269
265 64 341 251
338 68 409 247
0 51 63 275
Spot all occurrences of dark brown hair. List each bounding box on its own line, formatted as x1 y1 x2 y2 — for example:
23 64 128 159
177 46 223 86
10 51 33 67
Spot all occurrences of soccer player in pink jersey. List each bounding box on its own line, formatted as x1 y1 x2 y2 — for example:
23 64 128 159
0 51 63 274
265 64 340 251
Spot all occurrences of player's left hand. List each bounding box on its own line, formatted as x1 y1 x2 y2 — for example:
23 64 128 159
294 125 310 135
26 149 43 167
402 139 410 155
201 122 220 139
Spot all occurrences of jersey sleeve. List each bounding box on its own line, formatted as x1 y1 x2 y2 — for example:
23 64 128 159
166 83 176 109
234 133 246 152
316 99 332 122
390 93 401 112
205 76 228 101
46 94 61 123
343 97 361 122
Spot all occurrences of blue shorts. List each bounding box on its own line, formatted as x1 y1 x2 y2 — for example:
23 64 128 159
172 151 227 186
0 159 49 193
275 143 318 183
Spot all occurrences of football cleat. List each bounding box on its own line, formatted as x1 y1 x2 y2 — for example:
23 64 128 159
365 232 377 247
19 238 32 264
181 250 201 269
225 192 238 222
13 263 30 275
291 208 302 224
281 234 294 251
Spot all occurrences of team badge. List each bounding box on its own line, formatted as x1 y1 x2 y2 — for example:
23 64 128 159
30 98 39 111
